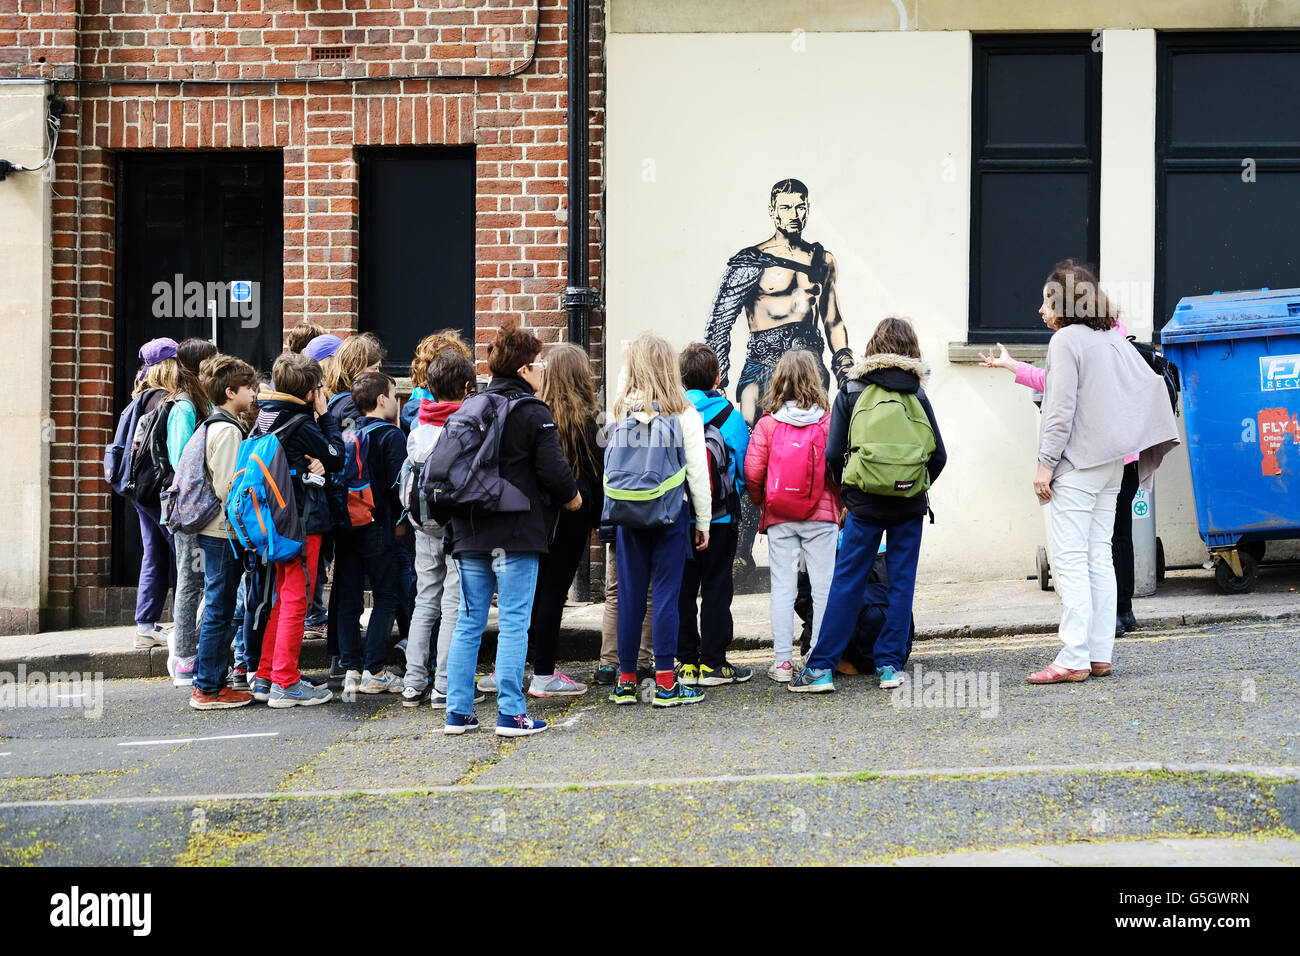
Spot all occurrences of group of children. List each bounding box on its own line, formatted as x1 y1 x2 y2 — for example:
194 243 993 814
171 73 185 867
110 314 945 736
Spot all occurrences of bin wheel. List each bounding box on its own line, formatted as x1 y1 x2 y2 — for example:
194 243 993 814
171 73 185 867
1156 537 1166 583
1036 546 1052 592
1214 552 1258 595
1240 540 1266 563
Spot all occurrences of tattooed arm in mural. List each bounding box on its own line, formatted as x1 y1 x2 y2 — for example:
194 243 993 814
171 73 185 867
705 255 766 390
820 250 853 389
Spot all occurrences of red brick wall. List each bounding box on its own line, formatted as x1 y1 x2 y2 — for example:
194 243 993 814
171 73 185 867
6 0 605 626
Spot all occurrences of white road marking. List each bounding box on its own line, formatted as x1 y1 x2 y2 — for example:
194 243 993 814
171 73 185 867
0 752 10 757
0 760 1294 811
117 732 279 747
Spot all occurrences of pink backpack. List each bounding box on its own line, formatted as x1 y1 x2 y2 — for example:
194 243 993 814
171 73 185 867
764 418 826 522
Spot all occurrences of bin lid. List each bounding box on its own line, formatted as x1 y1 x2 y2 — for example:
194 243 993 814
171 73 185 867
1162 287 1300 345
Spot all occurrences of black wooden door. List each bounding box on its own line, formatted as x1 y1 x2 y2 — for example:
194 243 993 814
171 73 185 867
112 151 283 585
358 147 475 374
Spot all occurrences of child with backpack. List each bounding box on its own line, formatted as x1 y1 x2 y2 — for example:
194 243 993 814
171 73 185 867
182 353 257 709
436 326 582 736
163 337 218 687
675 342 752 688
334 370 408 696
792 317 946 694
401 345 481 708
603 334 712 709
244 351 345 707
743 349 841 683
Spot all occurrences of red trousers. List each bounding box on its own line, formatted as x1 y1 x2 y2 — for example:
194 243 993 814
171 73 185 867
257 534 321 689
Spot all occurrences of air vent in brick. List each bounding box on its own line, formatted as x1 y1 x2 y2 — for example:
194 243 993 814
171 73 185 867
310 46 354 62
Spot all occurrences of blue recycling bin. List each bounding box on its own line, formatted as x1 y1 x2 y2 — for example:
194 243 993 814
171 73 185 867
1161 287 1300 593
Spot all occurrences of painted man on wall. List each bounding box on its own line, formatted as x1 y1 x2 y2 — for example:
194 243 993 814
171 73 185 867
705 178 854 574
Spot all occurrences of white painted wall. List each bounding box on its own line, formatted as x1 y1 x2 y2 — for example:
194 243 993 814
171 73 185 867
0 81 52 629
607 30 1213 583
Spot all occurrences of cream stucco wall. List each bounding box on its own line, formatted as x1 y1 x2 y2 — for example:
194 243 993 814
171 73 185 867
606 28 1223 583
0 81 52 631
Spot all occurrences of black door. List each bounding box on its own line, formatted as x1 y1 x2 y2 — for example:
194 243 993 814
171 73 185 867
359 147 475 374
1156 33 1300 331
112 151 283 585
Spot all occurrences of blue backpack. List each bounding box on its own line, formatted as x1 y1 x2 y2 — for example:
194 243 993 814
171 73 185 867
601 410 688 529
225 418 308 563
340 421 400 528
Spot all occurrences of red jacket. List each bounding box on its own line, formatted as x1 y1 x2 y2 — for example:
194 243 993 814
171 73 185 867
743 405 841 532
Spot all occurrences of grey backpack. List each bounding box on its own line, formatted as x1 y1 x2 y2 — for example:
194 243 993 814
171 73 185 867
602 410 688 529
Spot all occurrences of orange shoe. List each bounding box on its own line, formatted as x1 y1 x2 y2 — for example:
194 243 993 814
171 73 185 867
1090 662 1112 677
189 686 254 710
1027 663 1090 684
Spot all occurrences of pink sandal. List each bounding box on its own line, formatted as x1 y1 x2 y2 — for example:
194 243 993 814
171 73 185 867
1027 663 1090 684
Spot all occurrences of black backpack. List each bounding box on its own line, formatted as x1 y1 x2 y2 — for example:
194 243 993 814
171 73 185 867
1128 336 1181 415
126 392 176 508
702 405 739 522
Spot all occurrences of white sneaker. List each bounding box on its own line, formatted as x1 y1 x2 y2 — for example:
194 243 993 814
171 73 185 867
360 670 403 694
768 660 794 684
528 671 588 698
342 670 361 698
134 623 168 649
172 656 196 688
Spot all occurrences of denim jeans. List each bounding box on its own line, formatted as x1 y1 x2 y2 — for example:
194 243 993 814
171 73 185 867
195 536 243 695
335 524 400 674
809 513 923 672
445 550 539 720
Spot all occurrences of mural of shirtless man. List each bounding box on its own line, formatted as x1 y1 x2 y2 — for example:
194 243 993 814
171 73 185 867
705 178 853 574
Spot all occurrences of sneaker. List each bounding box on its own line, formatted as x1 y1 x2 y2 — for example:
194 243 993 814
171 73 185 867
653 681 705 708
171 656 196 688
444 712 480 735
608 679 638 705
228 669 251 693
528 671 588 698
342 670 361 697
677 664 700 687
302 628 325 641
476 670 497 694
360 670 403 694
250 677 271 702
267 679 333 708
189 687 254 710
591 664 618 686
697 661 752 686
402 685 431 708
134 623 168 648
876 665 903 689
767 660 794 683
430 689 485 710
789 666 835 694
297 671 328 688
328 656 347 681
495 713 548 737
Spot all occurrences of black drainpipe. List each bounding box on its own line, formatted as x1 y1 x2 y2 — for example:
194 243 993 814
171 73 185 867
564 0 598 603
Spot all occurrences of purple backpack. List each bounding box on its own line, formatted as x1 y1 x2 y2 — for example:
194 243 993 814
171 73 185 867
163 412 245 535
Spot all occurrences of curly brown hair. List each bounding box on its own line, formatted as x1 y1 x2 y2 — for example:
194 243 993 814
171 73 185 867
410 330 472 391
1044 259 1117 332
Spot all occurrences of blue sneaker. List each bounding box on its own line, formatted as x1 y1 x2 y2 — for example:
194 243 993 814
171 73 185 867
444 712 480 735
789 666 835 694
495 713 548 737
267 679 333 708
652 681 704 708
250 677 272 702
877 665 903 689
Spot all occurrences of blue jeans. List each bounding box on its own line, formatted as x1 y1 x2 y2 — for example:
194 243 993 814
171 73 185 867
808 513 923 672
445 550 539 720
615 501 690 673
335 524 401 674
195 536 244 695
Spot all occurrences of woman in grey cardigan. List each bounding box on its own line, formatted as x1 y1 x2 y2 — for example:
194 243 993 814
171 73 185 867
1029 261 1179 684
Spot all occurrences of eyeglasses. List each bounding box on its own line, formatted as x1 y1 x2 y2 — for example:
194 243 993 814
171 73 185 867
527 360 548 370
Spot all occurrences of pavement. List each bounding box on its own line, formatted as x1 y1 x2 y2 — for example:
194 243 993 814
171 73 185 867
3 566 1299 680
1 609 1297 865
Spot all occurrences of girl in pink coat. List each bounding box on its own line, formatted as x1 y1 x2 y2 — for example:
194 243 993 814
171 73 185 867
743 350 843 682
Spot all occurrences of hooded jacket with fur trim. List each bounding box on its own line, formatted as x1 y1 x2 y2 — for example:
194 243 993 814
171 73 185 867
827 353 947 523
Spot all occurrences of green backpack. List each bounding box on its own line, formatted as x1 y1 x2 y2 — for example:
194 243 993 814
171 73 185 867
842 384 936 498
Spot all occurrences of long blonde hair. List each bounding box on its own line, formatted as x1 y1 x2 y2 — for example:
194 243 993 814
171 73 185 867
541 343 598 467
764 349 829 414
613 334 689 419
323 332 384 397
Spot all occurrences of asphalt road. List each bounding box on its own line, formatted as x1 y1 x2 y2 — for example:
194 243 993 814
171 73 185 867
1 620 1297 865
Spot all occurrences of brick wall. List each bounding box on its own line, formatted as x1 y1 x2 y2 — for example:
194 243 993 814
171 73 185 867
5 0 605 627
